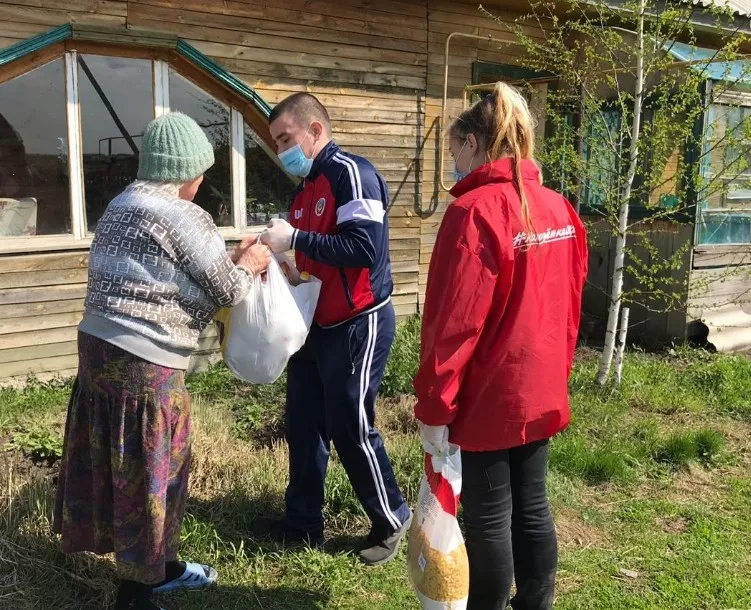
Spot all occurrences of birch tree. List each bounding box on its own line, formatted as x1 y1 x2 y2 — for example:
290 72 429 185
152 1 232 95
597 0 646 384
481 0 751 384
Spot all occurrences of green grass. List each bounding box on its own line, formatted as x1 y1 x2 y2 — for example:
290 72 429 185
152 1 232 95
3 332 751 609
380 315 421 397
652 428 725 466
0 376 72 431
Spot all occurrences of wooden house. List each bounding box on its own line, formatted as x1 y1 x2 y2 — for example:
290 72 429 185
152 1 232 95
0 0 549 382
2 0 751 383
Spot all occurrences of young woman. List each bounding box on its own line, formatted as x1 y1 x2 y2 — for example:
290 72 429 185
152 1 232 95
414 82 588 610
53 112 271 610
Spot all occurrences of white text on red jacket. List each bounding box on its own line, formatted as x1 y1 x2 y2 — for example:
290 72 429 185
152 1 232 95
513 225 577 249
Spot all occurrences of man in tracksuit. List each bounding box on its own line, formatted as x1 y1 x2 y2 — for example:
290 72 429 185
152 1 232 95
260 93 412 566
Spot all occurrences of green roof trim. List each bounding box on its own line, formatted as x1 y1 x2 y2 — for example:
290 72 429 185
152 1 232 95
0 24 71 68
0 25 272 119
176 40 272 118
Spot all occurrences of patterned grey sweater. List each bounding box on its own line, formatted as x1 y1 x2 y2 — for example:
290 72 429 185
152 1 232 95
79 181 252 369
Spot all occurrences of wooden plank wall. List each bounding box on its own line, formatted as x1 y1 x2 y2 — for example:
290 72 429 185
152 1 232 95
689 247 751 314
0 252 88 380
688 247 751 351
0 250 223 380
419 2 544 308
583 218 693 346
0 0 429 381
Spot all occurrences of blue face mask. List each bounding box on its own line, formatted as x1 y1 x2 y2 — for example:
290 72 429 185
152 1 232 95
278 129 315 177
453 140 473 183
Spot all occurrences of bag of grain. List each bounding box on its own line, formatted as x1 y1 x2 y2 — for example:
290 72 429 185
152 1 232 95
407 429 469 609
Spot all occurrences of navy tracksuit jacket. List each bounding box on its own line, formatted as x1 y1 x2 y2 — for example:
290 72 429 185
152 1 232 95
285 141 410 536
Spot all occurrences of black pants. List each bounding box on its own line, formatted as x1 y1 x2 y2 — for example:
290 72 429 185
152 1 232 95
461 439 557 610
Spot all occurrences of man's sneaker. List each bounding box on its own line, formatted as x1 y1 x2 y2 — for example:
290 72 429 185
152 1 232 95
358 511 413 566
264 518 325 549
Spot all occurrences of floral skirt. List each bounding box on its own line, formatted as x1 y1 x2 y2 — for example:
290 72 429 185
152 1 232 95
53 332 191 584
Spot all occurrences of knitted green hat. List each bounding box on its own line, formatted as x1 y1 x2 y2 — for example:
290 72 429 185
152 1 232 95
137 112 215 182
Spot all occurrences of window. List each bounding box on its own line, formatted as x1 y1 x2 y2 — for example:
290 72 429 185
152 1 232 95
0 59 70 236
472 61 554 87
245 123 296 224
79 55 153 232
716 105 751 204
0 31 295 251
169 69 233 227
581 110 622 209
697 100 751 244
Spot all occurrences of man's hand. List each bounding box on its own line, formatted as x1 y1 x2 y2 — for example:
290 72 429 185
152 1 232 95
236 242 272 276
261 218 295 253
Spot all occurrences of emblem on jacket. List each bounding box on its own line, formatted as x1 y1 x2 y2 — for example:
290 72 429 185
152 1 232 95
315 198 326 216
294 208 303 220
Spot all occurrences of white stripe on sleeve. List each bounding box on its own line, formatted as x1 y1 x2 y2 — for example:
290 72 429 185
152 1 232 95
336 199 385 225
334 153 363 199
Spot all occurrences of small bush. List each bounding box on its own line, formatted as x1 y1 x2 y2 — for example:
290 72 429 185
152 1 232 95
187 363 287 445
187 361 244 399
6 428 63 462
230 374 287 446
581 450 631 485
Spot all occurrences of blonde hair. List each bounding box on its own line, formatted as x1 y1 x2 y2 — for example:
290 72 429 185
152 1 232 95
450 81 536 230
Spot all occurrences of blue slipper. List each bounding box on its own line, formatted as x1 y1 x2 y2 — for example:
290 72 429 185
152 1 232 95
151 562 217 594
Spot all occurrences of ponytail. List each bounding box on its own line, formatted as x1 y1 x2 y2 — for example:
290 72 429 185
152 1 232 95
450 82 537 232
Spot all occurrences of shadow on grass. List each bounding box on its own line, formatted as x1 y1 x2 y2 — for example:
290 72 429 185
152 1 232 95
187 491 282 549
187 492 366 559
2 462 326 610
159 584 328 610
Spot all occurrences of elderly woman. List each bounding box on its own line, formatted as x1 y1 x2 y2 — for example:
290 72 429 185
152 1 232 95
52 112 270 610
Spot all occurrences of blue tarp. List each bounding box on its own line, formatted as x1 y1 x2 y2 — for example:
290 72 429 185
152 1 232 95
665 40 751 84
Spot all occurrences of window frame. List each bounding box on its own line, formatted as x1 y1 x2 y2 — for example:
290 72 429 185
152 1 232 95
0 33 293 254
694 82 751 246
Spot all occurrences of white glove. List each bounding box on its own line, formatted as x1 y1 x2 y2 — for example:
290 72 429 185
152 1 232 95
261 218 295 253
418 422 450 456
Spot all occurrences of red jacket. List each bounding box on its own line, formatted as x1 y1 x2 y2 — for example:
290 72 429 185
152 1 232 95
413 158 588 452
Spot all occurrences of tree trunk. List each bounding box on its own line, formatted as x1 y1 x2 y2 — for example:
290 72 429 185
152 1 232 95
614 306 630 385
595 0 646 385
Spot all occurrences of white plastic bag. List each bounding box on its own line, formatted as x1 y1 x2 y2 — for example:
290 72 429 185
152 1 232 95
407 436 469 609
214 257 321 384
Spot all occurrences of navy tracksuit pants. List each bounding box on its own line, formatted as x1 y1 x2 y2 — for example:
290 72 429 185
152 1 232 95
284 302 410 537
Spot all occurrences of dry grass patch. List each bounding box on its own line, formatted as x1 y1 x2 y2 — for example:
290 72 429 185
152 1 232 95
555 507 608 550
